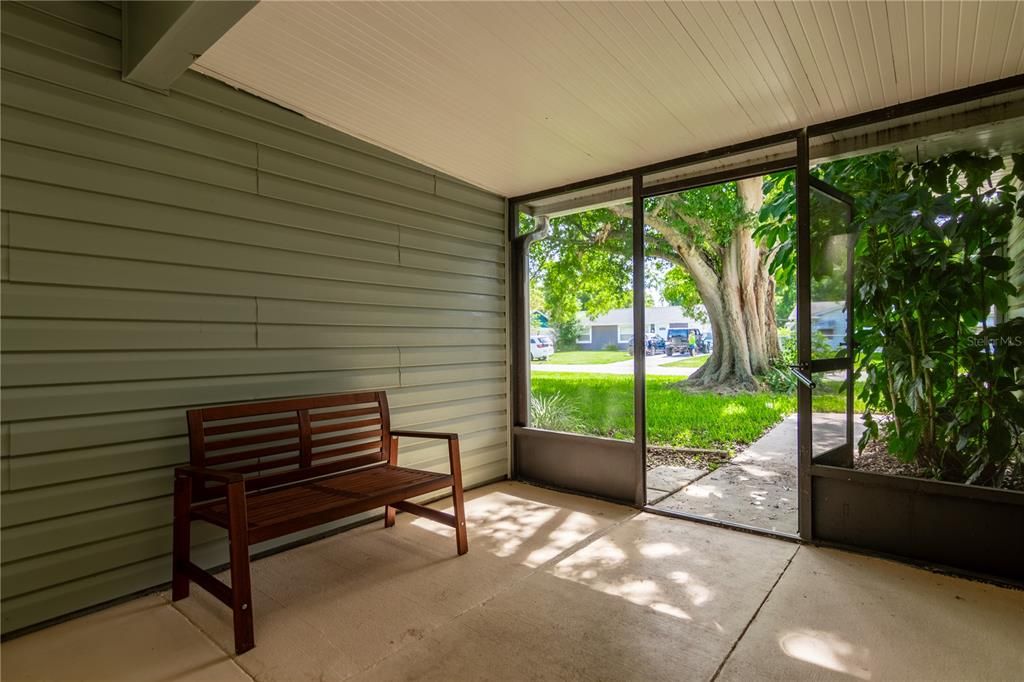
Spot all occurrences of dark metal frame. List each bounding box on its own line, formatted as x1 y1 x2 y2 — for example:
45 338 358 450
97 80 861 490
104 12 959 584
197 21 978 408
507 74 1024 577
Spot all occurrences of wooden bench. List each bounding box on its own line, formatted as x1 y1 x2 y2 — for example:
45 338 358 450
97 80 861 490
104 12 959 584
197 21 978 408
171 391 468 654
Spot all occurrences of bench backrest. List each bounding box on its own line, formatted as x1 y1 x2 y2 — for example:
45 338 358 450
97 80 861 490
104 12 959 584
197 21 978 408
186 391 391 501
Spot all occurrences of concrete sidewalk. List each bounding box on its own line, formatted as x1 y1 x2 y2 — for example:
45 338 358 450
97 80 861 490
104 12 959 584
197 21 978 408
532 353 704 377
651 414 863 534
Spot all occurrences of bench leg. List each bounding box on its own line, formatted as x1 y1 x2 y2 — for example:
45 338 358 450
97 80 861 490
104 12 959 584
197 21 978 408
227 483 255 654
449 438 469 556
172 475 191 601
384 435 399 528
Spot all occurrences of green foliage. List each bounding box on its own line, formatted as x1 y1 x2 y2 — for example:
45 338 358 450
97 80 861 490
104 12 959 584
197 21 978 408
552 317 583 352
762 330 835 393
850 151 1024 487
528 392 585 433
529 208 633 326
603 343 621 351
659 266 706 321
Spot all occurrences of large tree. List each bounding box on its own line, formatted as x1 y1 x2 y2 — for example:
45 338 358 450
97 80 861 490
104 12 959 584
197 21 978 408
531 176 782 390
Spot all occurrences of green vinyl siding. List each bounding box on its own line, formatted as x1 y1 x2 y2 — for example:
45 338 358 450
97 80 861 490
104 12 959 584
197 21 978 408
0 1 509 633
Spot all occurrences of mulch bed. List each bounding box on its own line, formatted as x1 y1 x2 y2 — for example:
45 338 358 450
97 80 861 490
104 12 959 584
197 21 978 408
646 445 736 471
855 436 1024 492
854 438 925 478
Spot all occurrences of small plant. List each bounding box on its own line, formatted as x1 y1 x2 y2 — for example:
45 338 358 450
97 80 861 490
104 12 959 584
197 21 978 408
603 343 621 351
529 392 585 433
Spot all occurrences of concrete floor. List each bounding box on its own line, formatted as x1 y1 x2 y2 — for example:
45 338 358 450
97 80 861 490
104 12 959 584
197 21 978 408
3 481 1022 681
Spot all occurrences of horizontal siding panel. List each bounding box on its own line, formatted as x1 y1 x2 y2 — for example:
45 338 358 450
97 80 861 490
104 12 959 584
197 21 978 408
9 217 473 293
259 138 436 193
435 176 506 215
9 250 504 312
3 178 400 254
2 368 402 421
16 1 121 39
2 497 179 562
2 71 256 166
399 225 505 264
10 437 187 489
257 298 504 329
10 409 186 457
3 142 501 253
1 283 257 323
260 146 502 228
391 395 508 429
1 468 171 527
2 319 257 352
257 324 505 349
260 173 503 245
401 246 506 279
1 555 169 634
401 363 506 387
1 3 118 70
401 346 506 367
400 346 506 367
1 106 258 193
2 348 399 387
387 379 506 409
174 70 441 178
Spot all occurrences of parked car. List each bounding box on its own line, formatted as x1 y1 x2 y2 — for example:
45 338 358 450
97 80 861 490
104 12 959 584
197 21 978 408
665 329 699 357
530 335 554 361
627 334 665 356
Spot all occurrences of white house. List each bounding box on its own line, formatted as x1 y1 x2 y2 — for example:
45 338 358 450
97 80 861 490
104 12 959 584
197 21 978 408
576 306 708 350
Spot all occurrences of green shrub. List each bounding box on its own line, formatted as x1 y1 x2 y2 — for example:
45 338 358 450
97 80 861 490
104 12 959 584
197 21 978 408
849 151 1024 487
553 318 583 352
528 392 585 433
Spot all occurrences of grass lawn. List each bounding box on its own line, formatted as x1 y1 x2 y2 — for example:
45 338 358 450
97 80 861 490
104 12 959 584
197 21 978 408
530 373 864 450
534 350 629 365
662 354 709 368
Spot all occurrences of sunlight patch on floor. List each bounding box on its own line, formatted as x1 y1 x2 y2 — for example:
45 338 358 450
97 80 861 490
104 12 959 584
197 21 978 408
779 628 872 679
409 491 604 567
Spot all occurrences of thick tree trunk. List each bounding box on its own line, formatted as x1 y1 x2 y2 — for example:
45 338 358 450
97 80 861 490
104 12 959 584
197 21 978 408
660 177 779 391
613 176 780 390
686 248 779 390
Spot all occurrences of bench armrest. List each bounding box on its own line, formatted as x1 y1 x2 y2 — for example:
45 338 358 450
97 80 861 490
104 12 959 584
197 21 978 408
391 430 459 441
175 465 244 484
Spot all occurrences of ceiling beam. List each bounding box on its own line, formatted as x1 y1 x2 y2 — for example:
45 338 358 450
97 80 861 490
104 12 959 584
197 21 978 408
122 1 257 92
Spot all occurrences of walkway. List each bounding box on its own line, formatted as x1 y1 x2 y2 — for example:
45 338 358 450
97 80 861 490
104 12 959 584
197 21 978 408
649 414 863 535
532 353 703 377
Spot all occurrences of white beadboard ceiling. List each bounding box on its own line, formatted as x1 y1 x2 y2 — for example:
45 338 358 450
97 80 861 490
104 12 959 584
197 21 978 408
193 1 1024 198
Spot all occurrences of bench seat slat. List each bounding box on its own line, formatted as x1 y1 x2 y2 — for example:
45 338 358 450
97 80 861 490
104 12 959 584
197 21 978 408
191 465 452 543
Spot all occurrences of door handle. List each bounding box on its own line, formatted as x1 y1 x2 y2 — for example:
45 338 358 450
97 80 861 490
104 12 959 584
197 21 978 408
788 364 816 389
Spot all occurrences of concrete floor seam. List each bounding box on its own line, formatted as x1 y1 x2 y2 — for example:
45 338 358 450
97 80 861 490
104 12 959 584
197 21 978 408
708 544 800 682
